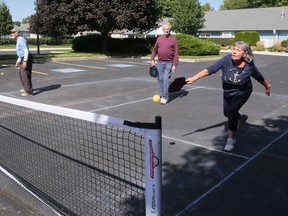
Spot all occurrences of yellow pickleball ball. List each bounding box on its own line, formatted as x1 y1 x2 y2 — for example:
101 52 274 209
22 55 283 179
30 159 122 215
153 95 161 103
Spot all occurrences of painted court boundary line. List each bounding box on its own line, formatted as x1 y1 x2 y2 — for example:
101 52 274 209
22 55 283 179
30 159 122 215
90 86 201 112
162 135 249 160
175 129 288 216
54 61 106 70
0 166 62 216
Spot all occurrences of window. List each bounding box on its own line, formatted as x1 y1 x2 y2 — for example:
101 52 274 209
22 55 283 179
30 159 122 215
199 33 211 38
221 32 234 38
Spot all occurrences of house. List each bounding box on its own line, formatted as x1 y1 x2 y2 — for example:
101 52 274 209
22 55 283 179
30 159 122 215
145 18 176 38
109 29 144 39
11 23 39 39
199 6 288 48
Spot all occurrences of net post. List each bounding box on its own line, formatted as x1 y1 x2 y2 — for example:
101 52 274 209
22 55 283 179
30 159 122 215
144 116 162 216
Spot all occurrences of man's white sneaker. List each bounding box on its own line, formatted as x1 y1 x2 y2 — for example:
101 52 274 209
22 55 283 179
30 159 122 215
160 98 168 105
20 89 26 93
21 92 33 97
224 138 237 152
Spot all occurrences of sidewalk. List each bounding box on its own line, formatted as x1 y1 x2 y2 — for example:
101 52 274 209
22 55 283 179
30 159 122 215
221 49 288 56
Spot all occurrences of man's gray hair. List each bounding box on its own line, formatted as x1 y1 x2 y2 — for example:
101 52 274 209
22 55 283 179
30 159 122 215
162 23 171 30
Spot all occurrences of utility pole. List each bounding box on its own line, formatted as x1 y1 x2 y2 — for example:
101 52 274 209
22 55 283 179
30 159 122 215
36 0 40 54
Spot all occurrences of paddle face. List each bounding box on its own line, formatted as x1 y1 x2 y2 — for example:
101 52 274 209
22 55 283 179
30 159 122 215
168 77 187 93
149 66 158 78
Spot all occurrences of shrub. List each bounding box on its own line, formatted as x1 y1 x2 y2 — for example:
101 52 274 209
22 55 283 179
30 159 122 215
273 40 282 52
255 41 265 51
281 39 288 47
107 38 155 54
72 35 103 52
72 33 220 55
72 35 156 54
206 38 234 47
175 34 219 56
234 32 260 46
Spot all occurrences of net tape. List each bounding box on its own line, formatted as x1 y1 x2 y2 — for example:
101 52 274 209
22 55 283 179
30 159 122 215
0 96 147 216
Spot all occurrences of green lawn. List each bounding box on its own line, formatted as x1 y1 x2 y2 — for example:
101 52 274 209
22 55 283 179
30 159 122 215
1 44 224 60
0 44 72 49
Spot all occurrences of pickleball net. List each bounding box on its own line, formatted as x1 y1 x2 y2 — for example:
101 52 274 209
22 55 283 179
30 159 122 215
0 95 162 216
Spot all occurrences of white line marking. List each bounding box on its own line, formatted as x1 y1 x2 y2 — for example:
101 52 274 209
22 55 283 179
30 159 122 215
91 97 151 111
54 61 106 70
89 86 201 112
0 166 62 216
176 129 288 216
163 135 249 160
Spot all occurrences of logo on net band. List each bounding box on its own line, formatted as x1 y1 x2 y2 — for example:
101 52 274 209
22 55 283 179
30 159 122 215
149 139 160 179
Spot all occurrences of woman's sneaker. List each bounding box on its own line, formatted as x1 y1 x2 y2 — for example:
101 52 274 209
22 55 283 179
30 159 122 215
224 138 237 152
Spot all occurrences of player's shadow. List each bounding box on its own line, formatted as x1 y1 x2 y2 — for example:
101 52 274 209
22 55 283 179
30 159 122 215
182 121 228 137
161 115 288 215
32 84 61 95
169 90 189 102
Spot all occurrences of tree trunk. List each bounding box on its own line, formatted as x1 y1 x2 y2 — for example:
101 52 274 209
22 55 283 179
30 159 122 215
101 32 109 53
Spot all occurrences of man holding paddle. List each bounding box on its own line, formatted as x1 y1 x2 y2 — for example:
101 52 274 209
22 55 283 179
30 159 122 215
151 23 179 104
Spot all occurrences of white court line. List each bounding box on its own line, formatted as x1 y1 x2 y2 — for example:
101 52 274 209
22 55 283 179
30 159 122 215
90 86 201 112
176 129 288 216
163 135 249 160
91 85 250 160
0 166 62 216
54 61 106 70
92 97 151 111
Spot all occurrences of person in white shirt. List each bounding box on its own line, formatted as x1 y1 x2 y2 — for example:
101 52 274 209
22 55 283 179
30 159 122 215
11 28 33 96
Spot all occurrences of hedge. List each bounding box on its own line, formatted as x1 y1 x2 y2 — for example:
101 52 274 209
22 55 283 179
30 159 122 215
234 32 260 46
72 33 219 56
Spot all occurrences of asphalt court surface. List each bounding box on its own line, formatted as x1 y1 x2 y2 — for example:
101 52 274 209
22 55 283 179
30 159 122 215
0 53 288 216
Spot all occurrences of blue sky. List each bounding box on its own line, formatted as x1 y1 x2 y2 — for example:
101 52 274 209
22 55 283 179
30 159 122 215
5 0 222 22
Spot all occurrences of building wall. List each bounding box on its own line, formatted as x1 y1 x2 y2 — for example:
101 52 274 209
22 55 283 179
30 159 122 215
199 30 288 48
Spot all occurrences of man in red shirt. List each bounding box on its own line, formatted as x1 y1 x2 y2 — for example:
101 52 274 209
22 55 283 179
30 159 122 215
151 23 179 104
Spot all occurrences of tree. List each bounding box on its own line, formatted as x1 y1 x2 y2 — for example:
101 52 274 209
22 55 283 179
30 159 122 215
220 0 285 10
202 3 214 11
31 0 160 51
220 0 248 10
170 0 205 35
0 2 13 38
276 0 288 6
155 0 177 17
22 16 32 23
13 21 21 26
245 0 282 8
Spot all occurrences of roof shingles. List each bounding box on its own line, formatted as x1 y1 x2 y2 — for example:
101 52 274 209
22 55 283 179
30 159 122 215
201 7 288 31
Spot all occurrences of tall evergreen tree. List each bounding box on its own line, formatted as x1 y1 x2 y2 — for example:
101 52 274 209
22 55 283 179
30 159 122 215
0 2 13 37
